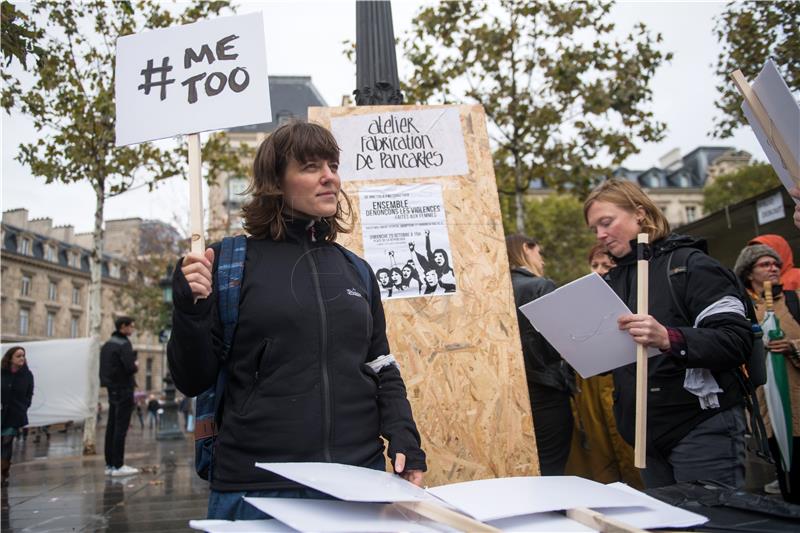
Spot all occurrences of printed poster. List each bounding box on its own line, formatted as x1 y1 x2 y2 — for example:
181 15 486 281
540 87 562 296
332 107 469 181
359 184 456 300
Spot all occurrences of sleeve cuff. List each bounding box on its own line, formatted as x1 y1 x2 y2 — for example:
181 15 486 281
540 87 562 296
666 327 688 359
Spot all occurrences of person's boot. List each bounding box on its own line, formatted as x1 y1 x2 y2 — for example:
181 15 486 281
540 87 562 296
1 458 10 487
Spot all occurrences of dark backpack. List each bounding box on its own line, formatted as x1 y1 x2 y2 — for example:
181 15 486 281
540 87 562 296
665 248 772 463
193 235 374 481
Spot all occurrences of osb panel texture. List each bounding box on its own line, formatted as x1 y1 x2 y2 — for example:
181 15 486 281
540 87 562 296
309 104 538 484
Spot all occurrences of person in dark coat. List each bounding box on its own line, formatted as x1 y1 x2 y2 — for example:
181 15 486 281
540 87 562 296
99 316 139 477
584 179 752 489
1 346 34 487
506 234 575 475
169 121 426 520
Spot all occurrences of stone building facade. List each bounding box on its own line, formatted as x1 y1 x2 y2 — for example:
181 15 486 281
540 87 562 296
1 209 178 393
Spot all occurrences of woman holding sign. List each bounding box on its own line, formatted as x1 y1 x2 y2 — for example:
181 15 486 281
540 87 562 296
583 179 753 489
168 121 426 519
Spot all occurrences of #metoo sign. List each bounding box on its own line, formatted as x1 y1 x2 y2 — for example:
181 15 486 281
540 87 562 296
115 12 271 146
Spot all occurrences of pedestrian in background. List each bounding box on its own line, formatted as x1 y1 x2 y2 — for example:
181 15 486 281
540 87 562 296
146 395 160 430
735 244 800 503
565 245 643 488
1 346 34 487
507 234 575 475
99 316 139 477
748 234 800 290
584 178 752 489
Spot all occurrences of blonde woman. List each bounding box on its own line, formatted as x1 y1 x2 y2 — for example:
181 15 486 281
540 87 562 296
584 179 752 489
507 234 574 475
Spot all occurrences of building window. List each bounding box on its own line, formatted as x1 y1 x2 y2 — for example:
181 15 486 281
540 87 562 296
110 263 121 279
70 316 80 338
46 311 56 337
685 205 697 222
21 275 32 297
20 238 31 255
19 309 29 336
70 252 81 268
48 280 58 301
72 286 81 305
45 244 56 262
146 358 153 391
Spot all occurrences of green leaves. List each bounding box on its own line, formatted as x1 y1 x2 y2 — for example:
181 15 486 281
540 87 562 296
712 1 799 138
403 0 670 206
703 163 782 213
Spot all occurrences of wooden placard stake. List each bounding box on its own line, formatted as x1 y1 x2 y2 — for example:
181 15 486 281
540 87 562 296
188 133 205 255
395 501 500 532
567 507 647 533
730 69 800 187
634 233 649 469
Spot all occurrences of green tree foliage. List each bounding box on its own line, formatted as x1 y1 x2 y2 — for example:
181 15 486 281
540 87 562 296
402 0 672 232
712 1 799 138
504 194 597 286
703 163 782 213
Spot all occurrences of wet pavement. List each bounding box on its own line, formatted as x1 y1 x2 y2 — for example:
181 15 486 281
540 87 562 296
1 422 208 532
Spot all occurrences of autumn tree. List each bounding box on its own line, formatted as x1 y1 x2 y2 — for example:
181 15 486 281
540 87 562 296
703 163 782 213
402 0 672 232
1 0 250 454
712 1 799 138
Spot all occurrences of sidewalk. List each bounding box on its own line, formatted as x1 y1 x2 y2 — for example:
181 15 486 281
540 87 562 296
1 422 208 532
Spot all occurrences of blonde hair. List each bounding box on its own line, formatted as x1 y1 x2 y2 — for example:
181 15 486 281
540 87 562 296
505 234 543 276
583 179 670 241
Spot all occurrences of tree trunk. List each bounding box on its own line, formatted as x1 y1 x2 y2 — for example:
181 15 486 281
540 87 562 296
82 181 105 455
514 163 525 234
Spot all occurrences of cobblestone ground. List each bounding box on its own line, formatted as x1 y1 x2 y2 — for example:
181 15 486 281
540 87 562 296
1 421 208 532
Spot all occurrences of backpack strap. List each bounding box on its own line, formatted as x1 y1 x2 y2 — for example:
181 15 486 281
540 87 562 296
784 289 800 325
333 243 373 305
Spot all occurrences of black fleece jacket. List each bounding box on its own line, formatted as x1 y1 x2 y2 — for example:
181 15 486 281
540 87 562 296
167 218 426 491
1 365 34 430
605 234 752 455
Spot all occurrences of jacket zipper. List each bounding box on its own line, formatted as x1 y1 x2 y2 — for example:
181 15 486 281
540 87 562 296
305 240 332 462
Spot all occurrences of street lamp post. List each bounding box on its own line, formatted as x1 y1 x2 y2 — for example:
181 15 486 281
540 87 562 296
354 0 403 106
157 267 183 440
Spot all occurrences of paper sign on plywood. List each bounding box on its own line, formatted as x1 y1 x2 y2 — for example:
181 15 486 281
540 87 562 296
115 12 271 146
331 108 469 181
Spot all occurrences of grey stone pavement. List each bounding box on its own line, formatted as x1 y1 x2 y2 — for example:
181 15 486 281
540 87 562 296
1 421 208 532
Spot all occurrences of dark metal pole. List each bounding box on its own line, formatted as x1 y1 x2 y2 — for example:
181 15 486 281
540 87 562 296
354 0 403 105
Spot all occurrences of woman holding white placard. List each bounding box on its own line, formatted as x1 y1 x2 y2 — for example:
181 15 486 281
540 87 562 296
583 178 752 489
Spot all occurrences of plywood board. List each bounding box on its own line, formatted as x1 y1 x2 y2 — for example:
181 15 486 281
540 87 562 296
309 104 537 485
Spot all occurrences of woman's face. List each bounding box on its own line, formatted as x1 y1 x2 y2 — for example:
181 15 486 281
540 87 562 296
424 270 439 286
378 271 390 287
402 266 412 279
281 157 341 219
586 200 643 258
434 252 445 267
748 255 781 288
523 244 544 274
589 252 615 276
11 349 25 368
391 271 402 284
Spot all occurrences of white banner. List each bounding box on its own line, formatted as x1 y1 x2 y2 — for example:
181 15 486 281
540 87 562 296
359 184 456 299
1 338 94 427
115 12 271 146
332 108 469 181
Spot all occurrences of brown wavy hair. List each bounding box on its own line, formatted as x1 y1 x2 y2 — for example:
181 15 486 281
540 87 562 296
505 234 543 276
2 346 26 371
583 178 670 242
241 121 353 241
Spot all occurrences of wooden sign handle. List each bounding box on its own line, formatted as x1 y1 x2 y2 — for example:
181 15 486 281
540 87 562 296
188 133 205 255
567 507 647 533
634 233 649 469
395 501 500 532
731 69 800 187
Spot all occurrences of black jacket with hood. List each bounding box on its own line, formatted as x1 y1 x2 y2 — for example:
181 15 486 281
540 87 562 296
1 364 34 430
99 332 137 389
605 234 752 455
167 218 426 492
510 267 574 394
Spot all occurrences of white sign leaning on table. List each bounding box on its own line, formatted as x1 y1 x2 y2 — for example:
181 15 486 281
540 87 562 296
115 12 271 146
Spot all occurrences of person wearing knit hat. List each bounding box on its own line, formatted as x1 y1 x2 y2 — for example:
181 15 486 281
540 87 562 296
748 235 800 290
734 244 782 289
736 242 800 503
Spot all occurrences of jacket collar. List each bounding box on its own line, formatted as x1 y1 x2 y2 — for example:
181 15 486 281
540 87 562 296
283 215 331 243
511 266 537 278
614 233 707 266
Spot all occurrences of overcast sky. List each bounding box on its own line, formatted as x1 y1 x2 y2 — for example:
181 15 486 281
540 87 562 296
1 0 770 235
